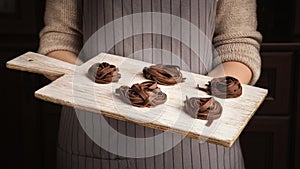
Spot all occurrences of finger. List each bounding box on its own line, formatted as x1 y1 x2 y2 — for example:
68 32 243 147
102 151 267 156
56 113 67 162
44 74 60 81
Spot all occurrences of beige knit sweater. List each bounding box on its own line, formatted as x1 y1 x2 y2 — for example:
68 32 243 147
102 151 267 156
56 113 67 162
38 0 262 85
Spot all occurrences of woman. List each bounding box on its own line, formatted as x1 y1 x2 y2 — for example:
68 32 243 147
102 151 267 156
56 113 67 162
38 0 262 168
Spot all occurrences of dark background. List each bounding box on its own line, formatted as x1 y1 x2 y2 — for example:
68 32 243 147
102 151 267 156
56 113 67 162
1 0 300 168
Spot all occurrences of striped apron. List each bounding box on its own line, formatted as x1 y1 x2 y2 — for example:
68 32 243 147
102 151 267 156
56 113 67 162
57 0 245 168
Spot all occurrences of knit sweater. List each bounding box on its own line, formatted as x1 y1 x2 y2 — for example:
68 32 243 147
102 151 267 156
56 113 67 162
38 0 262 85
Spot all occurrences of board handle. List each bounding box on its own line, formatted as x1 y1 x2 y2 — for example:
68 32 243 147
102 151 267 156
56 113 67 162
6 52 76 77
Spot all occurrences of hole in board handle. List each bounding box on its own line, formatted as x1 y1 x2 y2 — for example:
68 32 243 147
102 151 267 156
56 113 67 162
27 58 34 62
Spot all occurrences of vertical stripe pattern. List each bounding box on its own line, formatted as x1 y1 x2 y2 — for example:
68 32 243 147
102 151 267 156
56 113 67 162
57 0 245 169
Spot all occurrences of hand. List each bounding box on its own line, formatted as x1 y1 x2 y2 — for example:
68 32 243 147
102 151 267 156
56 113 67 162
44 50 83 81
208 61 252 85
44 74 62 81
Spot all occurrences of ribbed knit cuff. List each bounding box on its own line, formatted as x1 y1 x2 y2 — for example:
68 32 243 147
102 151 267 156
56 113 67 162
38 32 83 56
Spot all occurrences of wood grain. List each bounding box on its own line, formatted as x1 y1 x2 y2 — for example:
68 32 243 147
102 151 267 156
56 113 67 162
6 52 268 147
6 52 76 77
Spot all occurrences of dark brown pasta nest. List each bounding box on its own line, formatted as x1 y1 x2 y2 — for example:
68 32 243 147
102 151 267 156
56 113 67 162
184 96 222 126
197 76 242 99
143 64 185 85
88 62 121 84
115 81 167 108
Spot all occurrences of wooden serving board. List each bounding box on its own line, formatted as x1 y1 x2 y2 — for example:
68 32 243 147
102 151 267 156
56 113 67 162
6 52 268 147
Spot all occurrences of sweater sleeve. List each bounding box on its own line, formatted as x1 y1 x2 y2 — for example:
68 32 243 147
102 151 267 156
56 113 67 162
213 0 262 85
38 0 83 56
